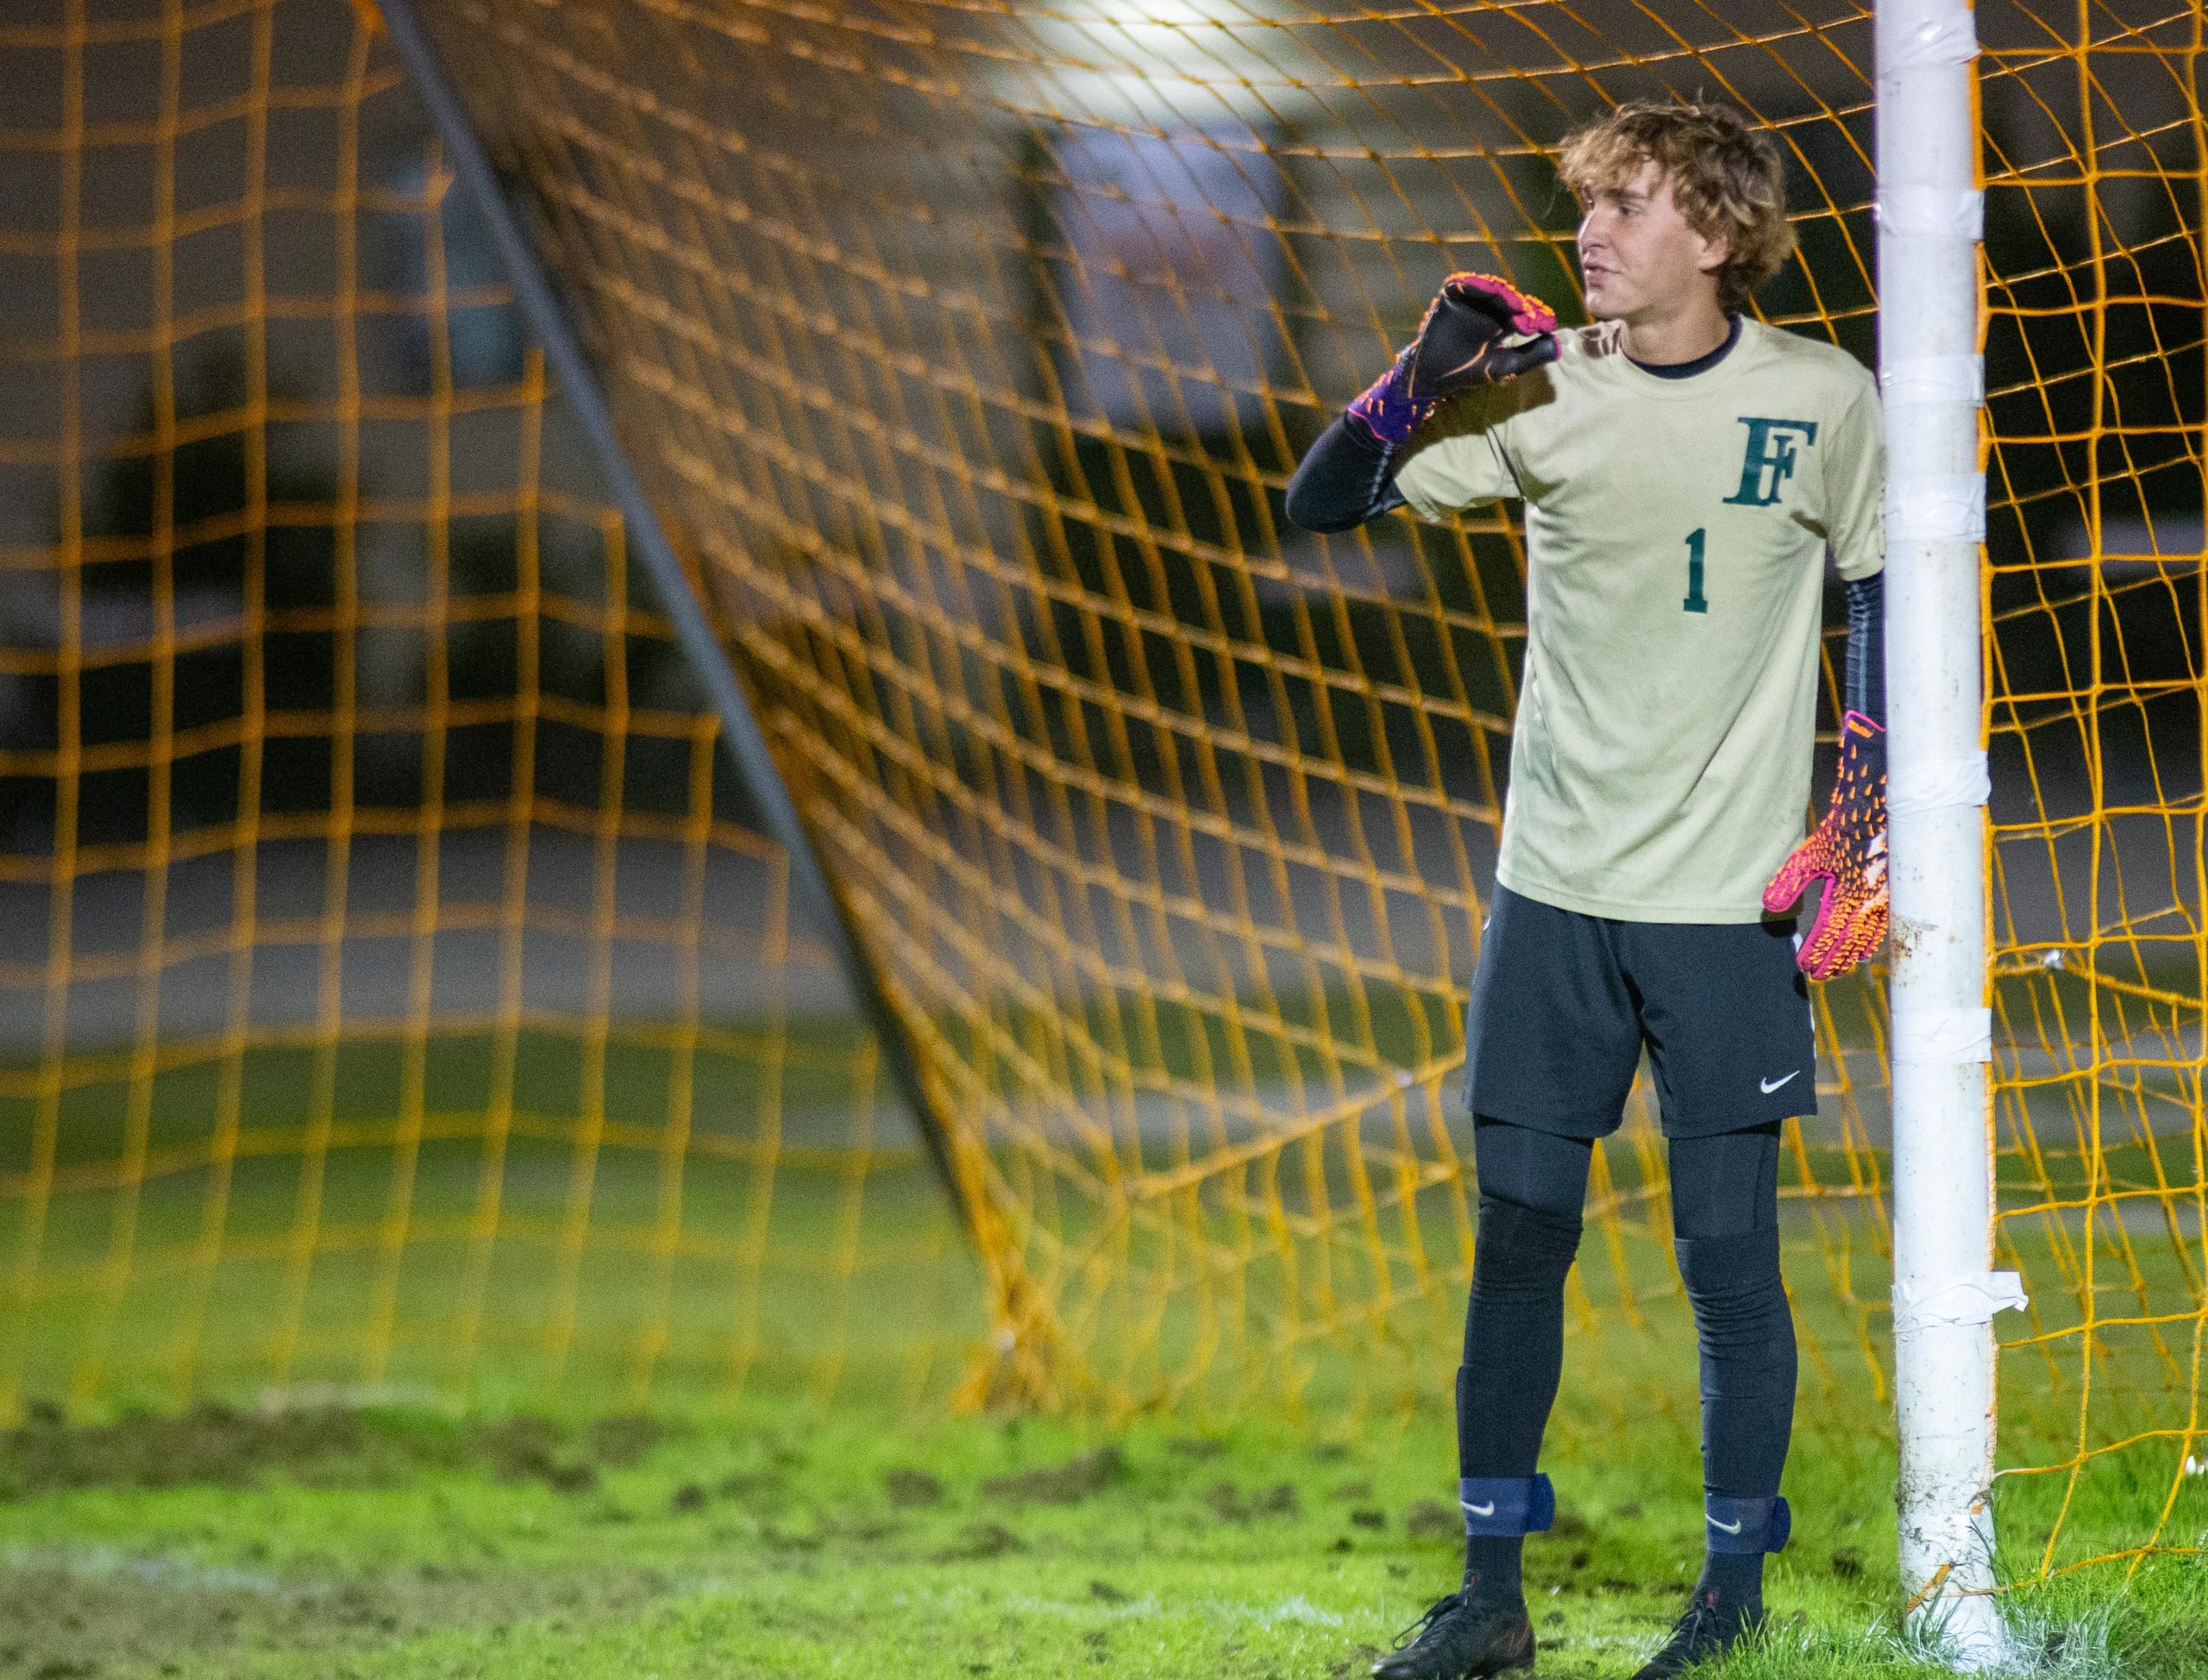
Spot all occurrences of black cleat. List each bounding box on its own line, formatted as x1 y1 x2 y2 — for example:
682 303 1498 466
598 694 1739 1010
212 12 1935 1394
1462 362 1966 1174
1370 1589 1535 1679
1629 1587 1765 1679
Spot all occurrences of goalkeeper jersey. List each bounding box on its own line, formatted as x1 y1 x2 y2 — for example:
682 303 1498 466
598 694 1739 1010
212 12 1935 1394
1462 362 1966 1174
1392 317 1885 923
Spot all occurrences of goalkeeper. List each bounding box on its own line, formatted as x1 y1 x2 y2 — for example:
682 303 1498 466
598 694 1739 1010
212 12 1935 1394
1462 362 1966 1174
1286 99 1886 1680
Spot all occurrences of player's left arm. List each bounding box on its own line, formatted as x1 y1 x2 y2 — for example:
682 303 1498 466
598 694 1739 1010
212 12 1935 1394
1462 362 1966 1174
1764 375 1887 981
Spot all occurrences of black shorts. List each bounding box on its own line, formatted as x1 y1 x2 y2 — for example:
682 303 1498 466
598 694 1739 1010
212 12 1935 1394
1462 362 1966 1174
1462 884 1818 1140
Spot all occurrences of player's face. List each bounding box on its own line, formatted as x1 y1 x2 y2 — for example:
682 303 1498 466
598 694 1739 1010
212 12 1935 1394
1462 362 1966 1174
1575 160 1727 321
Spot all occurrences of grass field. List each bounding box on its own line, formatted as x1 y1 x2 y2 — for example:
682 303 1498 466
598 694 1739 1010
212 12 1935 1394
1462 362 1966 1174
0 1386 2204 1679
3 1016 2206 1677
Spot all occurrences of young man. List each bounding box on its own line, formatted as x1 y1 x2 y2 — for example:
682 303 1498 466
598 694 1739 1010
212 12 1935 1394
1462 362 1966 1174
1286 100 1889 1678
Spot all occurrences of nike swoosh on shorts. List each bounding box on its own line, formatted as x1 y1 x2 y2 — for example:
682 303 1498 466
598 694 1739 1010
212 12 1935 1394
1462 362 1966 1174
1760 1070 1800 1094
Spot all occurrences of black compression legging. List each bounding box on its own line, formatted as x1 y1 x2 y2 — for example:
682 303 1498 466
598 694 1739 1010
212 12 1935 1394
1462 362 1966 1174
1458 1118 1797 1501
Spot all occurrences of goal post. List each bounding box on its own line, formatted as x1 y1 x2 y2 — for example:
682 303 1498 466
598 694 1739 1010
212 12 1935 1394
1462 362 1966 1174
1878 0 2023 1663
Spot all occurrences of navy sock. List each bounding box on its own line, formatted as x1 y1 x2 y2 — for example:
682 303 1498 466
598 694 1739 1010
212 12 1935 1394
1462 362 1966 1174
1463 1534 1524 1599
1697 1547 1764 1608
1672 1129 1794 1617
1455 1126 1587 1609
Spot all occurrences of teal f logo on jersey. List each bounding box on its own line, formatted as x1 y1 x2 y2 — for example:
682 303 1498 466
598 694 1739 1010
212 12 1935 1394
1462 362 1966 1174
1723 417 1820 506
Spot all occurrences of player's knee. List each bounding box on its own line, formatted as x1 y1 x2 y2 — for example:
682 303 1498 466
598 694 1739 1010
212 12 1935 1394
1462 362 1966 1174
1471 1193 1584 1301
1675 1228 1793 1344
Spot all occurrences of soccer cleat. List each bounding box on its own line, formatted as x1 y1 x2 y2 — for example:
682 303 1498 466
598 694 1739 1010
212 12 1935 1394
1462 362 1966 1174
1345 273 1559 447
1369 1587 1535 1679
1763 709 1887 981
1628 1587 1764 1680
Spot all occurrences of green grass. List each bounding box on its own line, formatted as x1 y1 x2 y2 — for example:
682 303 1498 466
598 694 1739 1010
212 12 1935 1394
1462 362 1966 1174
3 1019 2205 1676
0 1391 2201 1678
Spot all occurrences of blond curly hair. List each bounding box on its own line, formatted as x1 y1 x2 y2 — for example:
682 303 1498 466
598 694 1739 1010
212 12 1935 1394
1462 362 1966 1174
1556 99 1796 314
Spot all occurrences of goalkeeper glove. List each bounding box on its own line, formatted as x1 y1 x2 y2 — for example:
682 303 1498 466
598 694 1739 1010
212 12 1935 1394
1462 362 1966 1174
1763 711 1888 981
1345 273 1559 448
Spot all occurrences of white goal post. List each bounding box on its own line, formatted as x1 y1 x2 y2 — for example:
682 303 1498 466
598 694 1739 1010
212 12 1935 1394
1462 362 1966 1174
1878 0 2023 1665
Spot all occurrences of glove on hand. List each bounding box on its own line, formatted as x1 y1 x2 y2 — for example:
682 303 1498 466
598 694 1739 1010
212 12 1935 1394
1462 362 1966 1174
1764 711 1888 981
1345 273 1559 448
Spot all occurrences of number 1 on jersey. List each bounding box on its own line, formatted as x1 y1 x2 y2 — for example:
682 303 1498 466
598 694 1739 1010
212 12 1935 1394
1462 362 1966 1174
1683 527 1709 614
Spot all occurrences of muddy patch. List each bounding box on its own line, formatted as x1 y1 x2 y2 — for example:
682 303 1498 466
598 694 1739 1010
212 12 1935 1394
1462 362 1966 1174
932 1521 1021 1562
1204 1482 1299 1523
1402 1499 1458 1544
980 1445 1125 1507
0 1550 672 1677
883 1467 946 1508
0 1404 677 1500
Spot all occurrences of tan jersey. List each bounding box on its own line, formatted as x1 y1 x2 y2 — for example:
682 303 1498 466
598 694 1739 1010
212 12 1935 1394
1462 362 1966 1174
1393 317 1885 922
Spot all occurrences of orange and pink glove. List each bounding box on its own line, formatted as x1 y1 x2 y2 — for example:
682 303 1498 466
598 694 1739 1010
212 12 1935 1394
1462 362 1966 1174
1764 711 1888 981
1345 273 1558 448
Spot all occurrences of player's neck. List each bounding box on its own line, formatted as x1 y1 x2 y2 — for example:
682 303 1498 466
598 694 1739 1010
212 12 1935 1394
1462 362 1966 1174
1618 295 1733 367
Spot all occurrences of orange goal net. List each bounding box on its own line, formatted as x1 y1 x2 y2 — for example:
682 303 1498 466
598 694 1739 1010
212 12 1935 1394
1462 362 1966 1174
1 0 2202 1588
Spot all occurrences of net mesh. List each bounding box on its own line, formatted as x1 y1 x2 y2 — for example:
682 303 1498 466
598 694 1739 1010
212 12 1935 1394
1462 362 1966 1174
400 0 1898 1421
1 0 2202 1585
1981 3 2208 1577
0 0 975 1421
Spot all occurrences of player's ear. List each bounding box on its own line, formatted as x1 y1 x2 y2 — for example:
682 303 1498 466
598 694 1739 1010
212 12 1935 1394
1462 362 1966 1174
1696 226 1730 275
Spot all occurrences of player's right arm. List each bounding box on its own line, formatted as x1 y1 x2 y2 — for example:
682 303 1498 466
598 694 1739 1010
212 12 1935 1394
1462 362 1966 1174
1284 273 1555 533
